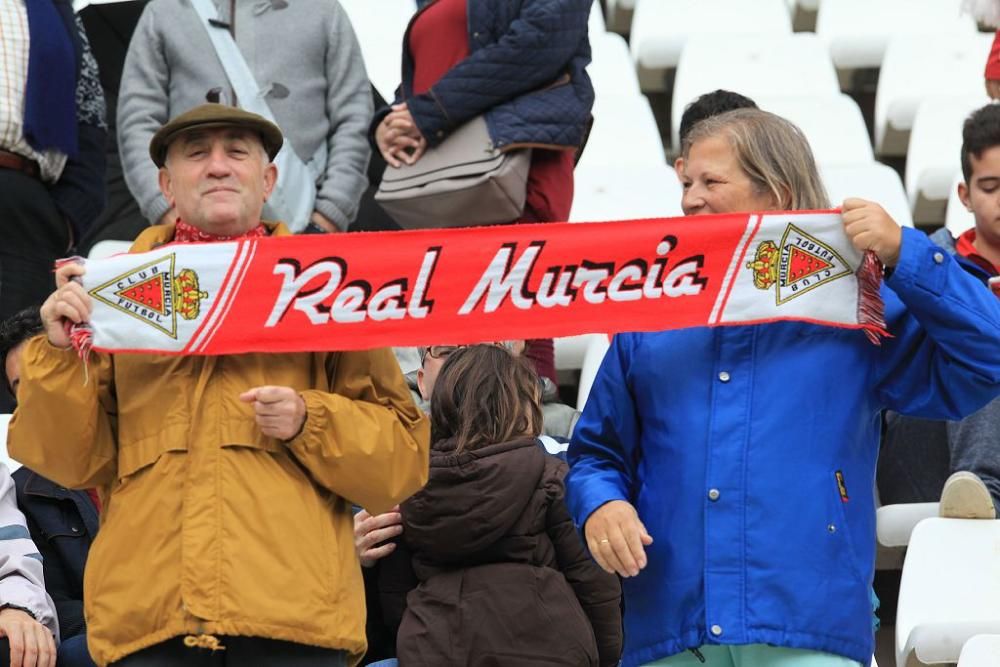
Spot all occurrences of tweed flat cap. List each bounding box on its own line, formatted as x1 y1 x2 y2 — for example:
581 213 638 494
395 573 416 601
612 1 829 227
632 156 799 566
149 103 283 167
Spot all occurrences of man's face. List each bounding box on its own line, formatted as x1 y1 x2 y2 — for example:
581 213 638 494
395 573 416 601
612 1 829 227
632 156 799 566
158 127 277 236
4 341 25 399
959 145 1000 250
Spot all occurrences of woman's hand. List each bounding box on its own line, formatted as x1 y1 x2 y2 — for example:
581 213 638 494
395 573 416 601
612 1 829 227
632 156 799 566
376 103 427 168
841 198 903 267
584 500 653 578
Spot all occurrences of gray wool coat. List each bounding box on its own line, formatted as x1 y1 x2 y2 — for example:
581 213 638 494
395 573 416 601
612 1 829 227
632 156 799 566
117 0 373 230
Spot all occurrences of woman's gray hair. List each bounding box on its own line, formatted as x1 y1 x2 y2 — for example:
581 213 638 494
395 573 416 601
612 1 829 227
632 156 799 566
681 108 830 211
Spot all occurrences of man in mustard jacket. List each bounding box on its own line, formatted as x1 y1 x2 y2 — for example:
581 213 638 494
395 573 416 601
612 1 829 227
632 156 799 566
7 104 430 667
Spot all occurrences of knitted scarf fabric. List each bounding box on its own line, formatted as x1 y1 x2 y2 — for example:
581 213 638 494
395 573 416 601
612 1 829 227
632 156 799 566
23 0 77 156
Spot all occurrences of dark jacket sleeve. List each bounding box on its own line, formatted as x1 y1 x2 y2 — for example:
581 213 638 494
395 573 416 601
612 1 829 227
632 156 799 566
375 537 419 641
545 461 623 667
50 14 108 241
406 0 590 145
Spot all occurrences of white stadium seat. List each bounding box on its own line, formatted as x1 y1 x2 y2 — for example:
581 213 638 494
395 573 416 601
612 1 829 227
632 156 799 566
589 0 606 34
821 164 914 228
896 518 1000 667
576 333 611 411
946 174 976 237
555 332 607 374
672 33 839 149
754 94 875 167
589 32 642 97
88 240 132 260
875 33 993 157
604 0 636 34
570 164 683 223
0 415 22 473
578 94 665 169
905 96 990 225
338 0 414 102
958 635 1000 666
875 502 940 570
816 0 976 72
630 0 791 92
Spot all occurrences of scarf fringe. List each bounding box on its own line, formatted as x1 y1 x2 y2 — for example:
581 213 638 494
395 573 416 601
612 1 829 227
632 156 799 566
857 251 889 345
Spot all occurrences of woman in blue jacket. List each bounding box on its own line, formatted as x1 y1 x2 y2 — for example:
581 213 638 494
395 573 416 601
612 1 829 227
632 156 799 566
566 109 1000 667
370 0 594 386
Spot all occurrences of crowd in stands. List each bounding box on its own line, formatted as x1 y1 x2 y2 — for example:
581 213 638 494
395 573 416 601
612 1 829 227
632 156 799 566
0 1 998 666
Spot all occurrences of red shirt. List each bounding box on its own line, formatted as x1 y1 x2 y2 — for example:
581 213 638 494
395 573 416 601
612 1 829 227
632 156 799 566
407 0 575 222
956 228 1000 275
410 0 469 95
987 30 1000 80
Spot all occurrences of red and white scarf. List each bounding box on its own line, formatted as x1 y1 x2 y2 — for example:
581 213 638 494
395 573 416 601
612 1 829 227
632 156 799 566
68 211 886 357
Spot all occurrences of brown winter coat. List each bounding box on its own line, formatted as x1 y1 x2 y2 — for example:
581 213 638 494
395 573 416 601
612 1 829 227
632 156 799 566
8 223 430 666
381 437 622 666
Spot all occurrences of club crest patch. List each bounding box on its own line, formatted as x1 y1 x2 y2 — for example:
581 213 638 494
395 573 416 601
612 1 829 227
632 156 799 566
89 254 208 338
746 224 852 304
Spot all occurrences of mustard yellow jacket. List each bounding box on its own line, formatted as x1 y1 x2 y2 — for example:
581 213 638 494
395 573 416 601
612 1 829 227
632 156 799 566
8 224 430 666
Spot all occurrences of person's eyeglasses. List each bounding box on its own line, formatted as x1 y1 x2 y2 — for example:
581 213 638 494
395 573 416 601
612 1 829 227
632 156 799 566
426 345 463 360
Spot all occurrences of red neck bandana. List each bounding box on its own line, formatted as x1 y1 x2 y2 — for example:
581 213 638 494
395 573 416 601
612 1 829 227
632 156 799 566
956 229 999 276
173 220 268 243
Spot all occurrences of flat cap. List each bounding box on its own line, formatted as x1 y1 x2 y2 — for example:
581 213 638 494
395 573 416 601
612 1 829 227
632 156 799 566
149 103 283 167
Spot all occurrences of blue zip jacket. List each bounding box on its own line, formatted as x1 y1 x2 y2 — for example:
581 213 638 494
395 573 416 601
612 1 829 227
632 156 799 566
374 0 594 151
566 228 1000 666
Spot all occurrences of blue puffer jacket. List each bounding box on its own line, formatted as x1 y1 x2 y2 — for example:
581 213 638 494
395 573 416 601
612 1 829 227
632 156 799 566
567 228 1000 667
374 0 594 151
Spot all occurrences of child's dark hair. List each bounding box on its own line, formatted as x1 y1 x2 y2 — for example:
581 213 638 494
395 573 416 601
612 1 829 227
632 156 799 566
430 344 542 453
678 89 758 148
961 104 1000 183
0 307 43 387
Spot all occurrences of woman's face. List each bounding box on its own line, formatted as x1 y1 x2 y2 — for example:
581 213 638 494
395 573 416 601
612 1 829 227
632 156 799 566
680 135 779 216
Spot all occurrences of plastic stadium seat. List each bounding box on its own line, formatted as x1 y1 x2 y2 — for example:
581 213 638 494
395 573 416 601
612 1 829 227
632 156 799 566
576 334 610 411
578 94 665 169
630 0 791 92
875 502 940 570
671 33 839 149
816 0 976 72
0 415 22 473
88 240 132 260
589 32 642 97
905 96 989 225
895 518 1000 667
958 635 1000 666
589 0 606 34
570 164 683 222
338 0 414 102
604 0 636 34
555 333 607 373
755 94 874 167
875 33 993 157
821 164 914 228
946 175 976 237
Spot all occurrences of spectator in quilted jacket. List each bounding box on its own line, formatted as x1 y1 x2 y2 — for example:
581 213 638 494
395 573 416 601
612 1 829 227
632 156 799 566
370 0 595 387
378 345 622 667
